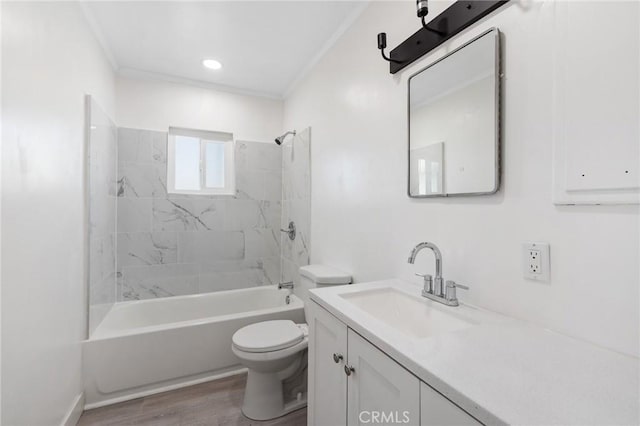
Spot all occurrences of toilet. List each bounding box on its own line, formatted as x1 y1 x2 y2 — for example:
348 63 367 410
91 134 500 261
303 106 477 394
232 264 352 420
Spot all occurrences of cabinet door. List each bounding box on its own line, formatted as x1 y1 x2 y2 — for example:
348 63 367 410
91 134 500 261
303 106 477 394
420 382 481 426
308 302 348 426
346 330 420 426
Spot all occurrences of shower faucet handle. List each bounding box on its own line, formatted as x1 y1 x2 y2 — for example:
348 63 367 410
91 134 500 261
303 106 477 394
280 221 296 241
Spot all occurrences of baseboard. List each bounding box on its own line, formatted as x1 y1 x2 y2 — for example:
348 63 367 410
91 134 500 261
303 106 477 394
83 367 247 410
61 392 84 426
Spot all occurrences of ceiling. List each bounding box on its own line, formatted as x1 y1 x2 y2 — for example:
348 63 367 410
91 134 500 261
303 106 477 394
83 1 367 99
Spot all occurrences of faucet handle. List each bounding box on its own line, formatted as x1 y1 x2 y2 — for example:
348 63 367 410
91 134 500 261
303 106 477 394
447 281 468 290
416 273 433 294
445 280 468 303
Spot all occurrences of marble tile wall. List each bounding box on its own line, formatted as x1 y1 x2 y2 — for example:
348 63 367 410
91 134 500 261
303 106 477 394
88 97 118 334
281 128 312 286
116 127 282 301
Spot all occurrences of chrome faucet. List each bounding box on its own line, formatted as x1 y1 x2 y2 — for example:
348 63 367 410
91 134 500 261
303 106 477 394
408 242 468 306
408 242 444 296
278 282 294 304
278 281 294 290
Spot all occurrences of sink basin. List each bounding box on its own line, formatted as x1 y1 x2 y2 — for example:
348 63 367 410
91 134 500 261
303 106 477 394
340 287 476 338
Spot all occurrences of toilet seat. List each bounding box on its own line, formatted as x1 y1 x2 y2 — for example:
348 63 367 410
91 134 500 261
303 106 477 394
232 320 305 353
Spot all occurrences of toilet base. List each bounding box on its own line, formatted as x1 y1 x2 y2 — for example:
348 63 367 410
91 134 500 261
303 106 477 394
241 370 307 421
242 396 307 421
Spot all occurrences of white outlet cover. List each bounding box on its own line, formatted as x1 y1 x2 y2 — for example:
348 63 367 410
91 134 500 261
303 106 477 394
522 242 550 282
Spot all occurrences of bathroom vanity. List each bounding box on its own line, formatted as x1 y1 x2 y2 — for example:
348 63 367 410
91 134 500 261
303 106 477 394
308 297 479 425
308 280 639 425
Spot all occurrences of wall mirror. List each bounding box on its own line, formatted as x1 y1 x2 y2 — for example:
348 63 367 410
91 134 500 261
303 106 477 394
408 28 500 198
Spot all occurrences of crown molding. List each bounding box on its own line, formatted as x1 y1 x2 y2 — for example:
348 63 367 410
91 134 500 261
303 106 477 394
79 2 119 71
117 68 284 101
80 1 370 101
283 1 370 99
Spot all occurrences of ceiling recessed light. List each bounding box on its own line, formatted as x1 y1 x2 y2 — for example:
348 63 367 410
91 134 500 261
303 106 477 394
202 59 222 70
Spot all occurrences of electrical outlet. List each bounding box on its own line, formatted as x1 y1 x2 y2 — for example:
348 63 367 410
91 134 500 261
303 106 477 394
522 242 550 282
528 249 541 274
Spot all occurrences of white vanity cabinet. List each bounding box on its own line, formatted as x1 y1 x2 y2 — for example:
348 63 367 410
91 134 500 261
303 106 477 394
309 301 481 426
308 300 348 426
346 329 420 425
420 382 481 426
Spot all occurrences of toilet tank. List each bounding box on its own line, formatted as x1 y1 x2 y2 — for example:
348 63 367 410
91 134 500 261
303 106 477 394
298 264 352 320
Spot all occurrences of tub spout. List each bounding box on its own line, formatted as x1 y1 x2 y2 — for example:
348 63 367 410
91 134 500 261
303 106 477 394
278 282 294 290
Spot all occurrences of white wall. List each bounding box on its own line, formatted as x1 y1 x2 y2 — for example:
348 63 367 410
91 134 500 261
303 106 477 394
1 2 116 424
116 76 283 143
284 1 640 357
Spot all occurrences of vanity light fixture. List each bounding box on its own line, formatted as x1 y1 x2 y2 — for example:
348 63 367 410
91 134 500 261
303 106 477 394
202 59 222 70
417 0 446 36
377 0 509 73
416 0 429 18
376 0 447 66
377 33 401 64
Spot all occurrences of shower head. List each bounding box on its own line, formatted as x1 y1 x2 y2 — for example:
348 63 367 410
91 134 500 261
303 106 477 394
275 130 296 145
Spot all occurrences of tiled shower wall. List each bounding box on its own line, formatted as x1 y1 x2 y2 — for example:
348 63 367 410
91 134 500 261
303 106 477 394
116 128 282 300
88 97 117 334
281 128 311 285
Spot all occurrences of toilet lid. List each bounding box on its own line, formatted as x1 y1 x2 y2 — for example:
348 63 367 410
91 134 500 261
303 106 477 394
232 320 304 353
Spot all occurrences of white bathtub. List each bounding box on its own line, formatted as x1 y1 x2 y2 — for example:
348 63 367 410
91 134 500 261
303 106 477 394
83 286 304 409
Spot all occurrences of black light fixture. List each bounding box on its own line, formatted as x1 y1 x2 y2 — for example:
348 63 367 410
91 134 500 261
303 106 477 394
376 0 509 73
377 0 445 65
416 0 429 18
417 0 446 35
377 33 400 64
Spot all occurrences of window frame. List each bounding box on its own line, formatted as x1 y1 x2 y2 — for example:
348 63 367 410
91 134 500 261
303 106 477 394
167 127 236 196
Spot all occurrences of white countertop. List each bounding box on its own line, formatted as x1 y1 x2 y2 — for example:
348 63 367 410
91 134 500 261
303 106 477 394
310 279 640 426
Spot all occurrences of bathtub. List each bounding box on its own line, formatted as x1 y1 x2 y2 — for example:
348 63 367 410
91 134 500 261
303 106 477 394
83 285 304 409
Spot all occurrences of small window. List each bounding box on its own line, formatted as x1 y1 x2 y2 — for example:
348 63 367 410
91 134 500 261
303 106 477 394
167 127 235 195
